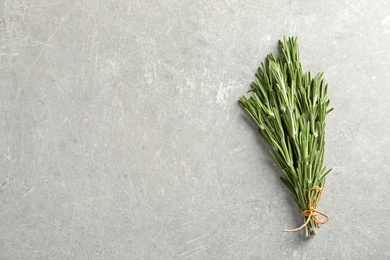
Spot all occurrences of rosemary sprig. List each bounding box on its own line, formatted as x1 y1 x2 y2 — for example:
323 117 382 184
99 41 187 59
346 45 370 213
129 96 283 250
239 36 333 236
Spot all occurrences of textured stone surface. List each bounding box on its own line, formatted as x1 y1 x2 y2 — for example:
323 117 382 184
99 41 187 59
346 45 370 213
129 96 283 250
1 0 390 259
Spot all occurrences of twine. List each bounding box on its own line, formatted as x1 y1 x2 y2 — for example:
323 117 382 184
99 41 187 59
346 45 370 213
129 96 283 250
283 186 329 232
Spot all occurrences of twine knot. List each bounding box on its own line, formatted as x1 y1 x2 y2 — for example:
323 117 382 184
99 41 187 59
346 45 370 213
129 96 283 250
283 186 329 232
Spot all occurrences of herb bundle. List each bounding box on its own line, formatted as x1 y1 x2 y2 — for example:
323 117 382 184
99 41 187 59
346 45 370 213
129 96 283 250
239 37 333 236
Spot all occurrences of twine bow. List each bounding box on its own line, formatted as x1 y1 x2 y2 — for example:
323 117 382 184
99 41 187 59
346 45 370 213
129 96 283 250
283 186 329 232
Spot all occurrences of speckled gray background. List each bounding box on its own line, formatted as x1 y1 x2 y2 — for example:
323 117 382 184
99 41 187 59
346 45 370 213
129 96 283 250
1 0 390 259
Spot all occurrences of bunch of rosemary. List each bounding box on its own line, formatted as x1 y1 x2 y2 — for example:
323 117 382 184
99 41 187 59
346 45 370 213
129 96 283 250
239 37 333 236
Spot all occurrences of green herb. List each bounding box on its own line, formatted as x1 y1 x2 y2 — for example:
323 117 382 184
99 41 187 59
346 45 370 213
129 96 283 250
239 36 333 236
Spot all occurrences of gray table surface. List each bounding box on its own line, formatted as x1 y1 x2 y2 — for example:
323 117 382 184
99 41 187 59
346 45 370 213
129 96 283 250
1 0 390 259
